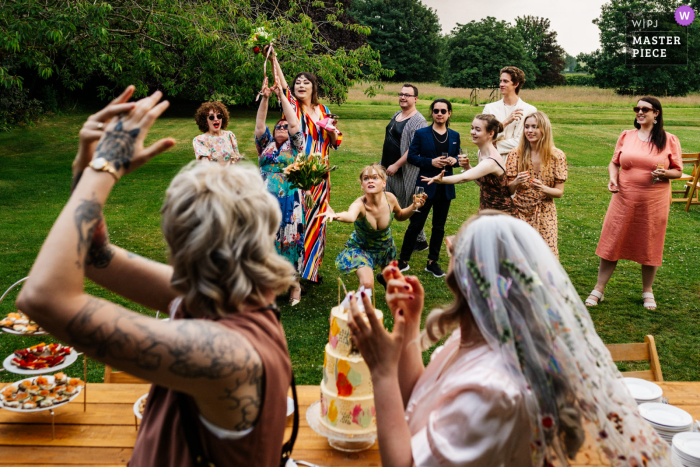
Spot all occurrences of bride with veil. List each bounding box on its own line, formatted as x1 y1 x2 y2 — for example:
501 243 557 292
346 210 668 466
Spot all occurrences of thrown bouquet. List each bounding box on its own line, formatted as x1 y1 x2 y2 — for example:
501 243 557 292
284 152 336 209
247 27 274 55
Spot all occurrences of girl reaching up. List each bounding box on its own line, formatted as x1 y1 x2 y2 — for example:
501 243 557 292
322 164 425 289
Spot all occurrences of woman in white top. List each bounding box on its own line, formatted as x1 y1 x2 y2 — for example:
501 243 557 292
347 211 669 466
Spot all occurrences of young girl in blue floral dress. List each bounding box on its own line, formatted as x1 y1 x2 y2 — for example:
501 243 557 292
321 164 425 289
255 80 306 305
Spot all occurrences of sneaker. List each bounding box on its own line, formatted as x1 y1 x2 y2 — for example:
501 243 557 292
397 260 410 272
376 272 387 289
425 261 445 278
413 240 429 252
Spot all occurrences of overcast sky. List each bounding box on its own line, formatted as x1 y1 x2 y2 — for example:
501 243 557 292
421 0 609 56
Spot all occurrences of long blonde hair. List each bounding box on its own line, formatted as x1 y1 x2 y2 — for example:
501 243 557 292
516 111 556 175
161 162 296 317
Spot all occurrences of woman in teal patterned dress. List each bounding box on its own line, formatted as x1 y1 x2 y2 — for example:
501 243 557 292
255 81 306 305
321 164 425 289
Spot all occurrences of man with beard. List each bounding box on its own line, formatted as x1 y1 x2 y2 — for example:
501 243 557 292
381 84 429 252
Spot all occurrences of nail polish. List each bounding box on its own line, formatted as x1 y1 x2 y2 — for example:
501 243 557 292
404 285 410 290
398 309 404 316
360 291 366 298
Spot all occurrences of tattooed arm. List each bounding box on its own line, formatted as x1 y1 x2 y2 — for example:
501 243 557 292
18 91 261 430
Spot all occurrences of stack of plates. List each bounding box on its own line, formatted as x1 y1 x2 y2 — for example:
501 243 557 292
672 432 700 467
639 403 694 443
623 377 663 404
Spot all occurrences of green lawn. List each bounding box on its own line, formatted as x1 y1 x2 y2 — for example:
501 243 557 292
1 89 700 384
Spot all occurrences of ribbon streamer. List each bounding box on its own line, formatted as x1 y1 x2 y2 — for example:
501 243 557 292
256 44 278 101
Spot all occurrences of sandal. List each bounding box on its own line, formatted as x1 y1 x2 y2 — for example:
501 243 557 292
585 290 604 306
289 287 301 307
642 292 656 310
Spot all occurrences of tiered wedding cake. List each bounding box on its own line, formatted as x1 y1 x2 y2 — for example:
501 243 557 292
319 291 382 435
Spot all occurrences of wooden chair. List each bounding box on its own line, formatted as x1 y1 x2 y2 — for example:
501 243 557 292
670 152 700 208
605 335 663 382
103 365 149 384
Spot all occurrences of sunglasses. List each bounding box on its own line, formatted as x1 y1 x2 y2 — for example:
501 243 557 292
633 107 654 114
433 108 448 115
208 114 224 121
274 124 289 130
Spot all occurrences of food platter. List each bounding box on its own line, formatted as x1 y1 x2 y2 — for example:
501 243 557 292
0 375 83 413
1 326 48 336
133 393 148 420
3 348 79 375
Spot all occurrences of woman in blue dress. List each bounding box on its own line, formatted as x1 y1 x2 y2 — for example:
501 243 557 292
255 80 306 305
321 164 425 290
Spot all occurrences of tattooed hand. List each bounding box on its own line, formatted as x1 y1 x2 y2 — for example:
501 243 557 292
91 90 176 179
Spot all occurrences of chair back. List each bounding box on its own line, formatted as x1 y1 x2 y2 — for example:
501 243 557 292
104 365 150 384
605 335 663 382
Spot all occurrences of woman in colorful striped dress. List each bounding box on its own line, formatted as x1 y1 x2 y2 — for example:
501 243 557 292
272 53 342 282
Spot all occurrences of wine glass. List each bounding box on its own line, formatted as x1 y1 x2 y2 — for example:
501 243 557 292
414 186 425 213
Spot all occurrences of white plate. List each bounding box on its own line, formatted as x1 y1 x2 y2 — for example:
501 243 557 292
1 375 82 413
674 432 700 459
623 377 663 401
640 403 694 428
1 327 48 336
133 393 149 420
3 349 79 375
287 396 294 417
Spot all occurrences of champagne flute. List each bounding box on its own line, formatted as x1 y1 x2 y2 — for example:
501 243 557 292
414 186 425 213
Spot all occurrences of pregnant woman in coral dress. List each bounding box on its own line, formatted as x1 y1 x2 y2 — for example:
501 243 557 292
587 97 682 310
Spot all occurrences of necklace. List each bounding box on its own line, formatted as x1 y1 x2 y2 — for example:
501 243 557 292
433 128 448 144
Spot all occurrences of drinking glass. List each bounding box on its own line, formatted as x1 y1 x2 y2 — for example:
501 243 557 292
414 186 425 213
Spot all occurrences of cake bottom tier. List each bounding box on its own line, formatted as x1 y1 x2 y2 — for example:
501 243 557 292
319 385 376 435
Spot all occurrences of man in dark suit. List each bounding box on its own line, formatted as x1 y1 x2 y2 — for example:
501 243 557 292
398 98 460 278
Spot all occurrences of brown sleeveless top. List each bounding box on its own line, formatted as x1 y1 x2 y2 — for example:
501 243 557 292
477 157 518 216
128 302 291 467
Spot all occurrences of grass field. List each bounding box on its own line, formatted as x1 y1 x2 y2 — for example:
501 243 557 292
1 85 699 384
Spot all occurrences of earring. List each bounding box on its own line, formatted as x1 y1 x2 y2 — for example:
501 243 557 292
654 119 657 124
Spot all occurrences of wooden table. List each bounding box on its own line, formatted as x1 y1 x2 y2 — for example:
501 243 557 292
0 382 698 466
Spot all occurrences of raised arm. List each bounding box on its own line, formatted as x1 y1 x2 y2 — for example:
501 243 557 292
320 199 364 224
273 84 300 135
389 192 423 222
422 158 500 185
255 79 273 139
270 51 288 91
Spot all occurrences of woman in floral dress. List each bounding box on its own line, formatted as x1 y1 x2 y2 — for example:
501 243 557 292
271 52 342 283
506 112 567 258
192 101 242 165
255 81 306 305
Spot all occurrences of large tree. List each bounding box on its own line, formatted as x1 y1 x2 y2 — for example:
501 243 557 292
581 0 700 95
350 0 441 82
440 17 537 90
514 16 566 86
0 0 389 107
564 54 577 73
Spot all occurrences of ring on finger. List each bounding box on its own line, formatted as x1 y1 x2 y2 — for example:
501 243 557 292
96 122 104 130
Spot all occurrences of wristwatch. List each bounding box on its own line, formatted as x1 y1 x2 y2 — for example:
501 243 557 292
89 158 120 181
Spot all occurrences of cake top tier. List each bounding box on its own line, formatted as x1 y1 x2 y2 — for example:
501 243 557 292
329 303 383 357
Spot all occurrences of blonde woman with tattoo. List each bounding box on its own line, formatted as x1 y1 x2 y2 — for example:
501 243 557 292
17 88 297 466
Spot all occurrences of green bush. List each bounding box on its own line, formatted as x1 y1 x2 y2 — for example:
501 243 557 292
564 74 596 87
0 86 43 131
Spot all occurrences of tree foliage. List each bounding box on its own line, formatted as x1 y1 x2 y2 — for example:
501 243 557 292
580 0 700 95
564 54 577 73
514 16 566 86
0 0 390 108
440 17 537 90
350 0 441 82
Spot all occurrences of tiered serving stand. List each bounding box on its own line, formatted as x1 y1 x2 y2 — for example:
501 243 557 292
0 277 88 439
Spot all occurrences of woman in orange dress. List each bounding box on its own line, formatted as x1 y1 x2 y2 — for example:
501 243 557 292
586 97 682 310
506 112 567 258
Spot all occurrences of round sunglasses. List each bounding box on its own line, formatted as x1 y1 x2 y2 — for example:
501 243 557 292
432 108 449 115
208 114 224 121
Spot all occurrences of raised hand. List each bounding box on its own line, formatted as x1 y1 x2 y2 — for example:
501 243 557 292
503 108 523 126
458 154 471 169
411 193 426 210
92 90 175 179
73 86 137 180
316 206 340 224
260 77 273 99
381 262 424 330
347 291 405 379
421 170 445 185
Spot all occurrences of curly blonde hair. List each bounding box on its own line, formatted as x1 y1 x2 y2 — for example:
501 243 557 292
161 162 295 317
194 101 229 133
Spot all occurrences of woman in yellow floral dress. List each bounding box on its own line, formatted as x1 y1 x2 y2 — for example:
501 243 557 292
506 112 567 258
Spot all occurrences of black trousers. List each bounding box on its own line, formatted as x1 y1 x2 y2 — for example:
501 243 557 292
400 186 451 263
